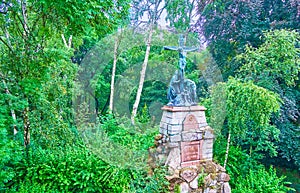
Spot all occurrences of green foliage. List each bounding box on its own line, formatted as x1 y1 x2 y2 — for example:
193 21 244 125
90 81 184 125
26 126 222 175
211 78 281 156
165 0 196 32
137 104 151 123
226 78 280 132
0 0 131 149
12 145 132 192
276 167 300 192
199 0 300 79
130 167 170 193
233 167 294 193
238 30 300 86
78 116 168 192
82 115 156 171
214 137 261 188
197 168 207 187
276 121 300 169
235 29 300 169
0 91 22 191
0 128 22 191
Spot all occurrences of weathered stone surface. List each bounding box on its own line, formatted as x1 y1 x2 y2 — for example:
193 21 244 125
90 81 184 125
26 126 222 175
204 128 214 139
180 167 198 182
157 154 166 163
218 172 230 182
181 141 201 162
222 182 231 193
168 124 182 135
168 142 179 148
158 106 231 193
161 105 206 112
156 146 163 153
155 134 163 140
159 126 167 135
208 189 217 193
181 160 201 168
170 134 181 142
180 182 189 193
190 176 199 189
202 161 217 173
197 116 207 124
182 132 202 141
217 165 226 172
204 174 213 187
201 140 213 161
165 148 181 170
202 153 213 160
199 122 208 127
183 114 199 131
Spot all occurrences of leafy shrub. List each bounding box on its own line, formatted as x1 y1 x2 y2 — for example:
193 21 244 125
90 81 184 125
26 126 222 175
213 137 261 188
233 167 295 193
130 167 169 193
83 115 169 192
0 128 22 191
0 97 22 191
9 115 168 193
12 145 132 192
100 114 158 151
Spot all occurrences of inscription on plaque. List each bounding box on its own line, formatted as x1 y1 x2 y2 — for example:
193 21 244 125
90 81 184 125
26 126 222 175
183 114 199 131
181 141 202 162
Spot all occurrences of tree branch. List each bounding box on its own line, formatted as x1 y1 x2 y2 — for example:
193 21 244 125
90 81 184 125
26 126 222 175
61 34 72 48
0 36 13 52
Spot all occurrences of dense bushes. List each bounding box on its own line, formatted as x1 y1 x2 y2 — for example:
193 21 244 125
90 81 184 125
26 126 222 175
3 115 169 193
213 138 295 192
10 145 131 192
234 167 292 193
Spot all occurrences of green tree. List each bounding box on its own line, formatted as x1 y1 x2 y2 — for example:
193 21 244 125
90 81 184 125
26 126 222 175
0 0 130 147
211 78 281 169
234 167 294 193
236 29 300 169
197 0 299 79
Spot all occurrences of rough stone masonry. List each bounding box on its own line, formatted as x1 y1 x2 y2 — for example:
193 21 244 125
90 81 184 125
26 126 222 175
149 105 231 193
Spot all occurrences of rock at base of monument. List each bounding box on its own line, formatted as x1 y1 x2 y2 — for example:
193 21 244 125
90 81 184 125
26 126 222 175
218 172 230 182
190 176 199 189
180 167 198 183
222 182 231 193
165 161 231 193
180 182 189 193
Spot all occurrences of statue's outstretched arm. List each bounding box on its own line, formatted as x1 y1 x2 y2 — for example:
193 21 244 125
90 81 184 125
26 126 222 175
183 47 198 52
164 46 179 51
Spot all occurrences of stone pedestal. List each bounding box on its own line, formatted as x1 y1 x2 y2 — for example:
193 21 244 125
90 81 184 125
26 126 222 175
158 105 214 170
150 105 231 193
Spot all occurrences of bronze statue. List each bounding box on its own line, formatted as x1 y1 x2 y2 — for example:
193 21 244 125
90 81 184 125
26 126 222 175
164 35 198 106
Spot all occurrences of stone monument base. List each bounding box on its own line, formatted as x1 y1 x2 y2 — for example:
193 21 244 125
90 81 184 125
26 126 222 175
148 105 231 193
156 105 214 170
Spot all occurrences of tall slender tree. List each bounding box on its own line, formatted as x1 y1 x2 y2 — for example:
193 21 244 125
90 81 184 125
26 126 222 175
0 0 130 146
130 0 165 124
109 28 123 112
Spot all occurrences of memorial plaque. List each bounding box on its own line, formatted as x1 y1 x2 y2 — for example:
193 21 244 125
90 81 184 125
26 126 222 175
181 141 202 162
183 114 199 131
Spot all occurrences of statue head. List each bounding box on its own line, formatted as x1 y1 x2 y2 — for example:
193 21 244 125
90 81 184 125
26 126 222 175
178 34 185 47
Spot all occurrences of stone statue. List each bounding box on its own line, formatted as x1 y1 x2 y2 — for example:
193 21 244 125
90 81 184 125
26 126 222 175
164 35 198 106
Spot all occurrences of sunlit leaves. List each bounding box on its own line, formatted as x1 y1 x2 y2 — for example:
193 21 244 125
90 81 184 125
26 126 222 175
212 78 282 156
238 30 300 87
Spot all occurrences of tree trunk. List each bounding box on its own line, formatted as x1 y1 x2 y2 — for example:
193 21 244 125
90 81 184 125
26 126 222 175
2 79 18 136
223 132 231 169
109 30 121 112
131 26 153 124
23 106 30 147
